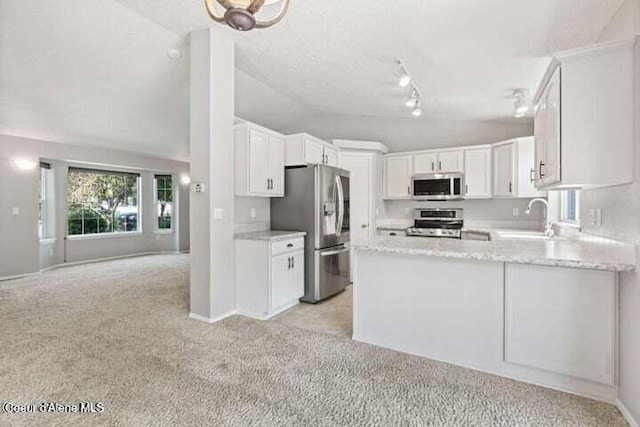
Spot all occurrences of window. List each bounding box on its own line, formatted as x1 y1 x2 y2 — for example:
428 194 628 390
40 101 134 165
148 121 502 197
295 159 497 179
38 162 51 239
67 168 140 236
154 175 173 231
560 190 580 225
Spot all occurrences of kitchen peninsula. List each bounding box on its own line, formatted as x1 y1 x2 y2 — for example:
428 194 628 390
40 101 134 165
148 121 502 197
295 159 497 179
352 233 636 402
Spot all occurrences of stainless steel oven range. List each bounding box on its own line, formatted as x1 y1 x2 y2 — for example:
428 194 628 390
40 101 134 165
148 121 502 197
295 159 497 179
406 208 464 238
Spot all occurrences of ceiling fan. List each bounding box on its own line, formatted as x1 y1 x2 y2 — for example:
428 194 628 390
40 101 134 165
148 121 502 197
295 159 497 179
204 0 290 32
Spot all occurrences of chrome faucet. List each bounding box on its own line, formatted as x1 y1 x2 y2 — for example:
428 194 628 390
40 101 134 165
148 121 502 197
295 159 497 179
525 198 554 238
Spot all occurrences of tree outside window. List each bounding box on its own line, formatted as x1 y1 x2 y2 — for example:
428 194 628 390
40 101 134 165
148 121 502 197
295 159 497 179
67 168 140 235
155 175 173 231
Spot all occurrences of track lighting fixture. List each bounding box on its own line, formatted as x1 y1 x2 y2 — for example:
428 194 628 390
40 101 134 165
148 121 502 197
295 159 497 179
412 100 423 117
396 59 424 117
513 89 529 118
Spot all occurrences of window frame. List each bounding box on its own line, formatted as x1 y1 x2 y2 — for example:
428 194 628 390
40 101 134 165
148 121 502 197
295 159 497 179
66 167 142 238
153 174 174 234
558 189 581 228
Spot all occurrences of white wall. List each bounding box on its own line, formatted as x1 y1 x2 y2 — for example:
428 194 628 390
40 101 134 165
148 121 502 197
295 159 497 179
583 3 640 423
281 114 534 154
0 134 190 279
234 197 270 234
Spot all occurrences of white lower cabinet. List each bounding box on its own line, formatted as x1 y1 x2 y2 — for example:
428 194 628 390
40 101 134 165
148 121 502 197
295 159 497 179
235 236 305 319
504 263 616 385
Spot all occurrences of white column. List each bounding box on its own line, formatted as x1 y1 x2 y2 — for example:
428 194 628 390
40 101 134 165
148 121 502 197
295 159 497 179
189 28 236 322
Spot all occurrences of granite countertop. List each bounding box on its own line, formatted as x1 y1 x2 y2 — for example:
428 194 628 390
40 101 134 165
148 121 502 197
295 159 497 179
233 230 307 242
354 232 636 272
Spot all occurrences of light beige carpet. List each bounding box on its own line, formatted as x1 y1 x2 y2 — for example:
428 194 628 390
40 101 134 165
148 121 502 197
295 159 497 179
0 254 628 426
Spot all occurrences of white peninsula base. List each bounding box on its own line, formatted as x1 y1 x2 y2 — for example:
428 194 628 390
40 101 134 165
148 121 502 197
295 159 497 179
353 249 618 402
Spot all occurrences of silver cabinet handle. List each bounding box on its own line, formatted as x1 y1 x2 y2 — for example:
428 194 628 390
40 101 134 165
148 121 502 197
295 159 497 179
320 247 349 257
287 257 291 269
439 161 442 171
539 161 546 178
267 178 270 190
431 162 435 172
509 182 513 193
465 184 469 195
407 186 411 195
292 257 294 268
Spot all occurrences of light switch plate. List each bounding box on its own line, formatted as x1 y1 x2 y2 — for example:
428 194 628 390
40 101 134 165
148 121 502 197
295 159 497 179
512 208 520 217
250 208 257 218
214 208 224 220
191 182 206 193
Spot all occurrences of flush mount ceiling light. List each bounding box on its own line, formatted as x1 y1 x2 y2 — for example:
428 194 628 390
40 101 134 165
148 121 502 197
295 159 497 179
513 89 529 118
204 0 290 31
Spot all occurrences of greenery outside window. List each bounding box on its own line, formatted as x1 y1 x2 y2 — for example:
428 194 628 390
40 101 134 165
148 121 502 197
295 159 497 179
154 175 173 232
559 190 580 226
67 168 140 236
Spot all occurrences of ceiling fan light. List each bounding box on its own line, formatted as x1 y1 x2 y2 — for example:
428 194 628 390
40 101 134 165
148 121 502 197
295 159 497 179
224 7 256 31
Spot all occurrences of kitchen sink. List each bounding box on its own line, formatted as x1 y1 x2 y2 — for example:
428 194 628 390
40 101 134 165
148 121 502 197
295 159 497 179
494 230 566 241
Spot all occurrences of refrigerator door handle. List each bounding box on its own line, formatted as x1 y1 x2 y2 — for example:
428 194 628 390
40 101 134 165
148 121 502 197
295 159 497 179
320 246 350 257
335 175 344 238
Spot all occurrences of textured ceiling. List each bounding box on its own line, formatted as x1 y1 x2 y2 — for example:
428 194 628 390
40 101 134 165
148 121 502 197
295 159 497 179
0 0 624 159
116 0 623 121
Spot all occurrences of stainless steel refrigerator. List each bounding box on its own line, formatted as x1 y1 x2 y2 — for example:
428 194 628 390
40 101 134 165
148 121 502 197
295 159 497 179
271 165 350 303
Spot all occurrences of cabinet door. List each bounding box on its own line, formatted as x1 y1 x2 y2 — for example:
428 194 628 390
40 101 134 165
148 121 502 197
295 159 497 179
305 138 325 165
517 138 545 198
290 252 305 300
493 143 515 197
384 155 412 199
268 135 285 196
464 148 491 198
340 153 372 245
438 150 463 172
324 146 340 167
542 67 561 186
248 130 270 195
271 253 292 311
413 152 437 174
533 99 546 189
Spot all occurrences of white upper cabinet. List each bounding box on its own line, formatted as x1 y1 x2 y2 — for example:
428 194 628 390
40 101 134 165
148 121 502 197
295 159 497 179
493 142 516 197
464 146 492 199
413 150 463 174
285 133 340 167
533 37 636 189
324 145 340 167
235 122 285 197
384 154 413 199
493 138 546 199
438 150 463 173
413 152 437 174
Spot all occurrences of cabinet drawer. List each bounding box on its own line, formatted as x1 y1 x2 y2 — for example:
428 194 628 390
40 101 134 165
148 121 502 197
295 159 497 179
271 238 304 256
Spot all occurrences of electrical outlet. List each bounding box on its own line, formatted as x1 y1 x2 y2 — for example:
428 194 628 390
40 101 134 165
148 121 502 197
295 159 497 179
512 207 520 217
250 208 257 218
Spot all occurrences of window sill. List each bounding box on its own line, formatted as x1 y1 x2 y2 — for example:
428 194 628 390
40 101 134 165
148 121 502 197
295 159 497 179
154 230 174 235
556 221 582 231
66 232 143 241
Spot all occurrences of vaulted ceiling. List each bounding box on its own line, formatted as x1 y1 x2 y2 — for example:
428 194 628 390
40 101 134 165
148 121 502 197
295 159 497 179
0 0 625 159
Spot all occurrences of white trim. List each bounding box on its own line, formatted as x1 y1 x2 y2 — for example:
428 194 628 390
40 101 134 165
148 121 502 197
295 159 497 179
153 174 175 234
66 232 143 241
332 139 390 154
617 400 639 427
61 251 181 268
189 310 236 324
39 238 57 245
0 272 40 283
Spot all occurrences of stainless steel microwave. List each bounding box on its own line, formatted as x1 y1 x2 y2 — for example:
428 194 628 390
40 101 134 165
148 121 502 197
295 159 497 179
411 173 464 201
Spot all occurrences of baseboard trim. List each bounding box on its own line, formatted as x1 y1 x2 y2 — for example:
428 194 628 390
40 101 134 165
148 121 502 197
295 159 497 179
617 400 639 427
0 252 187 283
189 311 236 324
